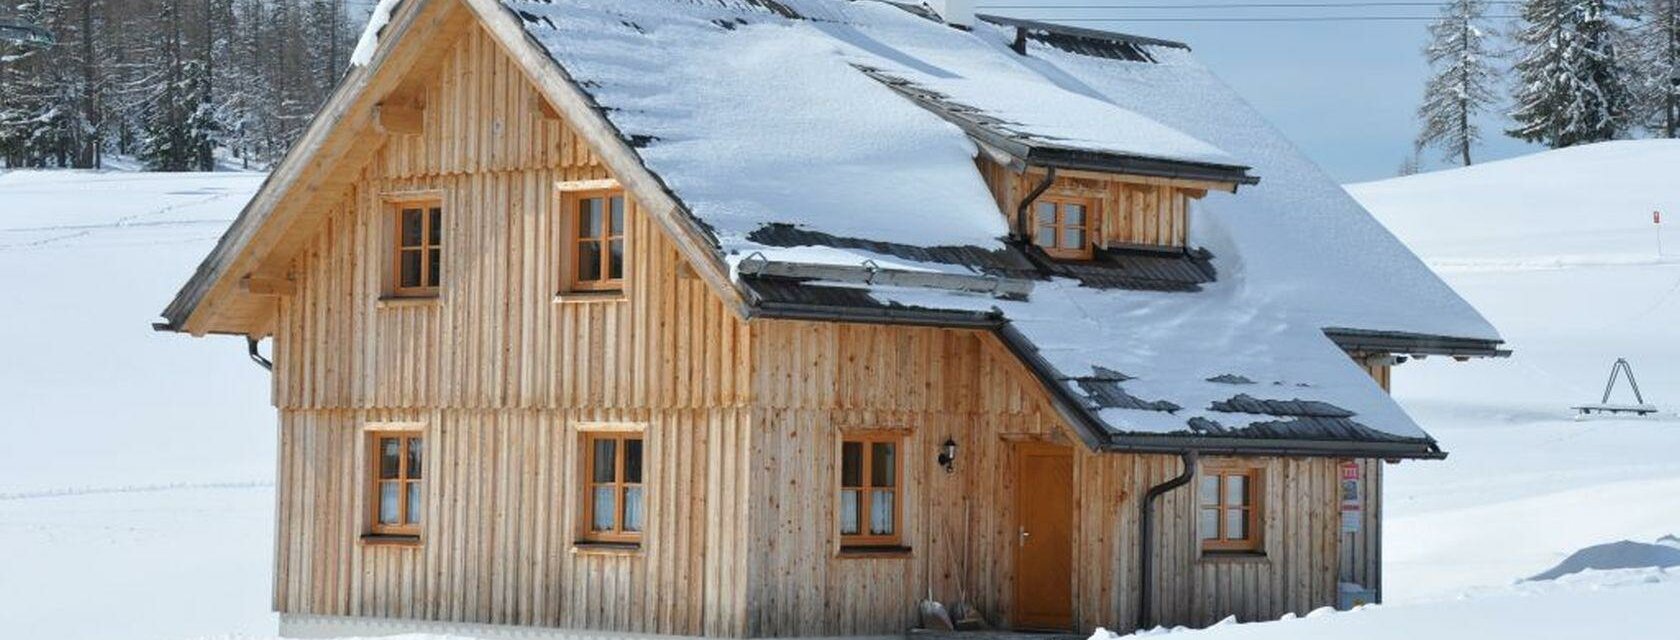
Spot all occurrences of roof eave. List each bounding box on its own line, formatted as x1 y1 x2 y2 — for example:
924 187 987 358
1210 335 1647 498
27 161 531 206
1024 144 1259 187
1324 327 1510 359
952 113 1257 187
747 299 1005 329
856 65 1257 188
1098 434 1447 460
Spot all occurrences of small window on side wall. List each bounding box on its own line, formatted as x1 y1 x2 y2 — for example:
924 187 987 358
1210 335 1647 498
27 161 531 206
563 190 626 293
839 434 901 548
581 431 644 545
368 431 424 538
1033 196 1095 260
1199 467 1261 553
391 200 443 298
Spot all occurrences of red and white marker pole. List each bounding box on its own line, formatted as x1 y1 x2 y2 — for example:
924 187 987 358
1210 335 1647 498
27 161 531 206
1657 210 1664 258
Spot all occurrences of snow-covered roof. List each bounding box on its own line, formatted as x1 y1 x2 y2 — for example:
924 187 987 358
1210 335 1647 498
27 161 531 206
373 0 1501 455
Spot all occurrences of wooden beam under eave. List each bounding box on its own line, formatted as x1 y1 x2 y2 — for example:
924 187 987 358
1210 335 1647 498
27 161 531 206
374 103 425 135
241 274 297 296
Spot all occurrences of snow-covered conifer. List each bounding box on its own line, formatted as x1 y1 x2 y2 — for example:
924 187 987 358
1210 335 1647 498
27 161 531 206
1417 0 1497 165
1629 0 1680 136
1508 0 1636 147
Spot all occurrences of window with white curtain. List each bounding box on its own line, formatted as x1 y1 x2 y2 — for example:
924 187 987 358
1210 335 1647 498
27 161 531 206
582 431 643 544
839 434 901 548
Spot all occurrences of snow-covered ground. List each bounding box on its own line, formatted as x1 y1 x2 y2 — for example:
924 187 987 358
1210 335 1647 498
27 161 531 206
4 141 1680 639
0 170 278 639
1349 140 1680 604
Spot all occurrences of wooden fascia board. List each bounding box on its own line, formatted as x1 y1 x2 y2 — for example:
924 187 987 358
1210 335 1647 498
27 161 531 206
1028 165 1237 194
458 0 749 318
173 0 459 336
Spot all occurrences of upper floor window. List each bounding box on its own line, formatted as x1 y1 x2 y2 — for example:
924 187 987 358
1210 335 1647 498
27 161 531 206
1033 196 1094 260
581 431 644 544
391 201 442 297
1199 467 1261 553
368 430 424 538
564 190 626 292
839 434 901 548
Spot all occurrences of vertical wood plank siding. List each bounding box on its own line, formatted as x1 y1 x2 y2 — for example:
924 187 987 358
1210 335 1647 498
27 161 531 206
271 25 751 637
744 321 1372 636
267 20 1385 640
975 159 1193 249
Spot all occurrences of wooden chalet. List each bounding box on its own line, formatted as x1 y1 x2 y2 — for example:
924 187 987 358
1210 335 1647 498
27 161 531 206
156 0 1506 638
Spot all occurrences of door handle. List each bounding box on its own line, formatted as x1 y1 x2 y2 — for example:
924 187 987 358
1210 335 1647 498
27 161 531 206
1019 526 1031 547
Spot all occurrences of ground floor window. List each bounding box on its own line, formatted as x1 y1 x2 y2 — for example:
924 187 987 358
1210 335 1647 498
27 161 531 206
839 433 901 548
1199 467 1261 552
367 431 423 537
581 431 644 544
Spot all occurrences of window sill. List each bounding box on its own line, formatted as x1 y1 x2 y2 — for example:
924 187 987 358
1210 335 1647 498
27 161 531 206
377 296 440 309
836 546 913 559
361 533 422 547
553 290 627 304
1198 550 1269 564
571 541 643 557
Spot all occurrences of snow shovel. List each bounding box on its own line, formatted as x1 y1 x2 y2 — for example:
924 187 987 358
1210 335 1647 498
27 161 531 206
919 545 954 630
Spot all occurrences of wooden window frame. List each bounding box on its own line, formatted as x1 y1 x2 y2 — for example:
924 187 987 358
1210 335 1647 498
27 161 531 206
388 197 444 298
837 432 905 549
1199 466 1263 553
579 430 645 545
366 430 424 538
560 188 628 293
1032 195 1098 260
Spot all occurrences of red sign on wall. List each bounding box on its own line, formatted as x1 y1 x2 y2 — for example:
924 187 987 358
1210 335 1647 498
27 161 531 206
1339 461 1362 533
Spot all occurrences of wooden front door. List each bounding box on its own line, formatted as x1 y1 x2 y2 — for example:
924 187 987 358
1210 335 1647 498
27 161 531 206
1013 443 1074 630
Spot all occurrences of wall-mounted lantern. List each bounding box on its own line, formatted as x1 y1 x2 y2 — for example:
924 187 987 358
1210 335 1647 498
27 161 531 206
938 438 957 474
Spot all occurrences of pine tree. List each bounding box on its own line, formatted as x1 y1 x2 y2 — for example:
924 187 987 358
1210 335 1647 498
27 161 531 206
137 0 214 170
1508 0 1637 147
0 0 76 167
1630 0 1680 136
3 0 359 170
1417 0 1497 165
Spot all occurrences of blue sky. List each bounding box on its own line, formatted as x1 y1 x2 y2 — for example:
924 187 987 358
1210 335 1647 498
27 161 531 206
974 3 1544 183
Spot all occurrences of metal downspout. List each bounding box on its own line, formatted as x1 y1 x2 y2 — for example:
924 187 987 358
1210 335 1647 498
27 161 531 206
1138 450 1197 631
1015 167 1056 242
247 336 273 371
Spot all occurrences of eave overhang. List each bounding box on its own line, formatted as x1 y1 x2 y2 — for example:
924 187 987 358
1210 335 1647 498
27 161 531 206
855 66 1259 189
1325 327 1510 359
976 13 1193 53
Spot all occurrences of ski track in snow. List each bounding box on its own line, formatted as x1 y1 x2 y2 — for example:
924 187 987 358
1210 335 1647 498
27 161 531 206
0 187 237 251
0 481 273 502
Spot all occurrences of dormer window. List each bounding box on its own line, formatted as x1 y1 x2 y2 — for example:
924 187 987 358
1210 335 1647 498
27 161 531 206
1033 196 1095 260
